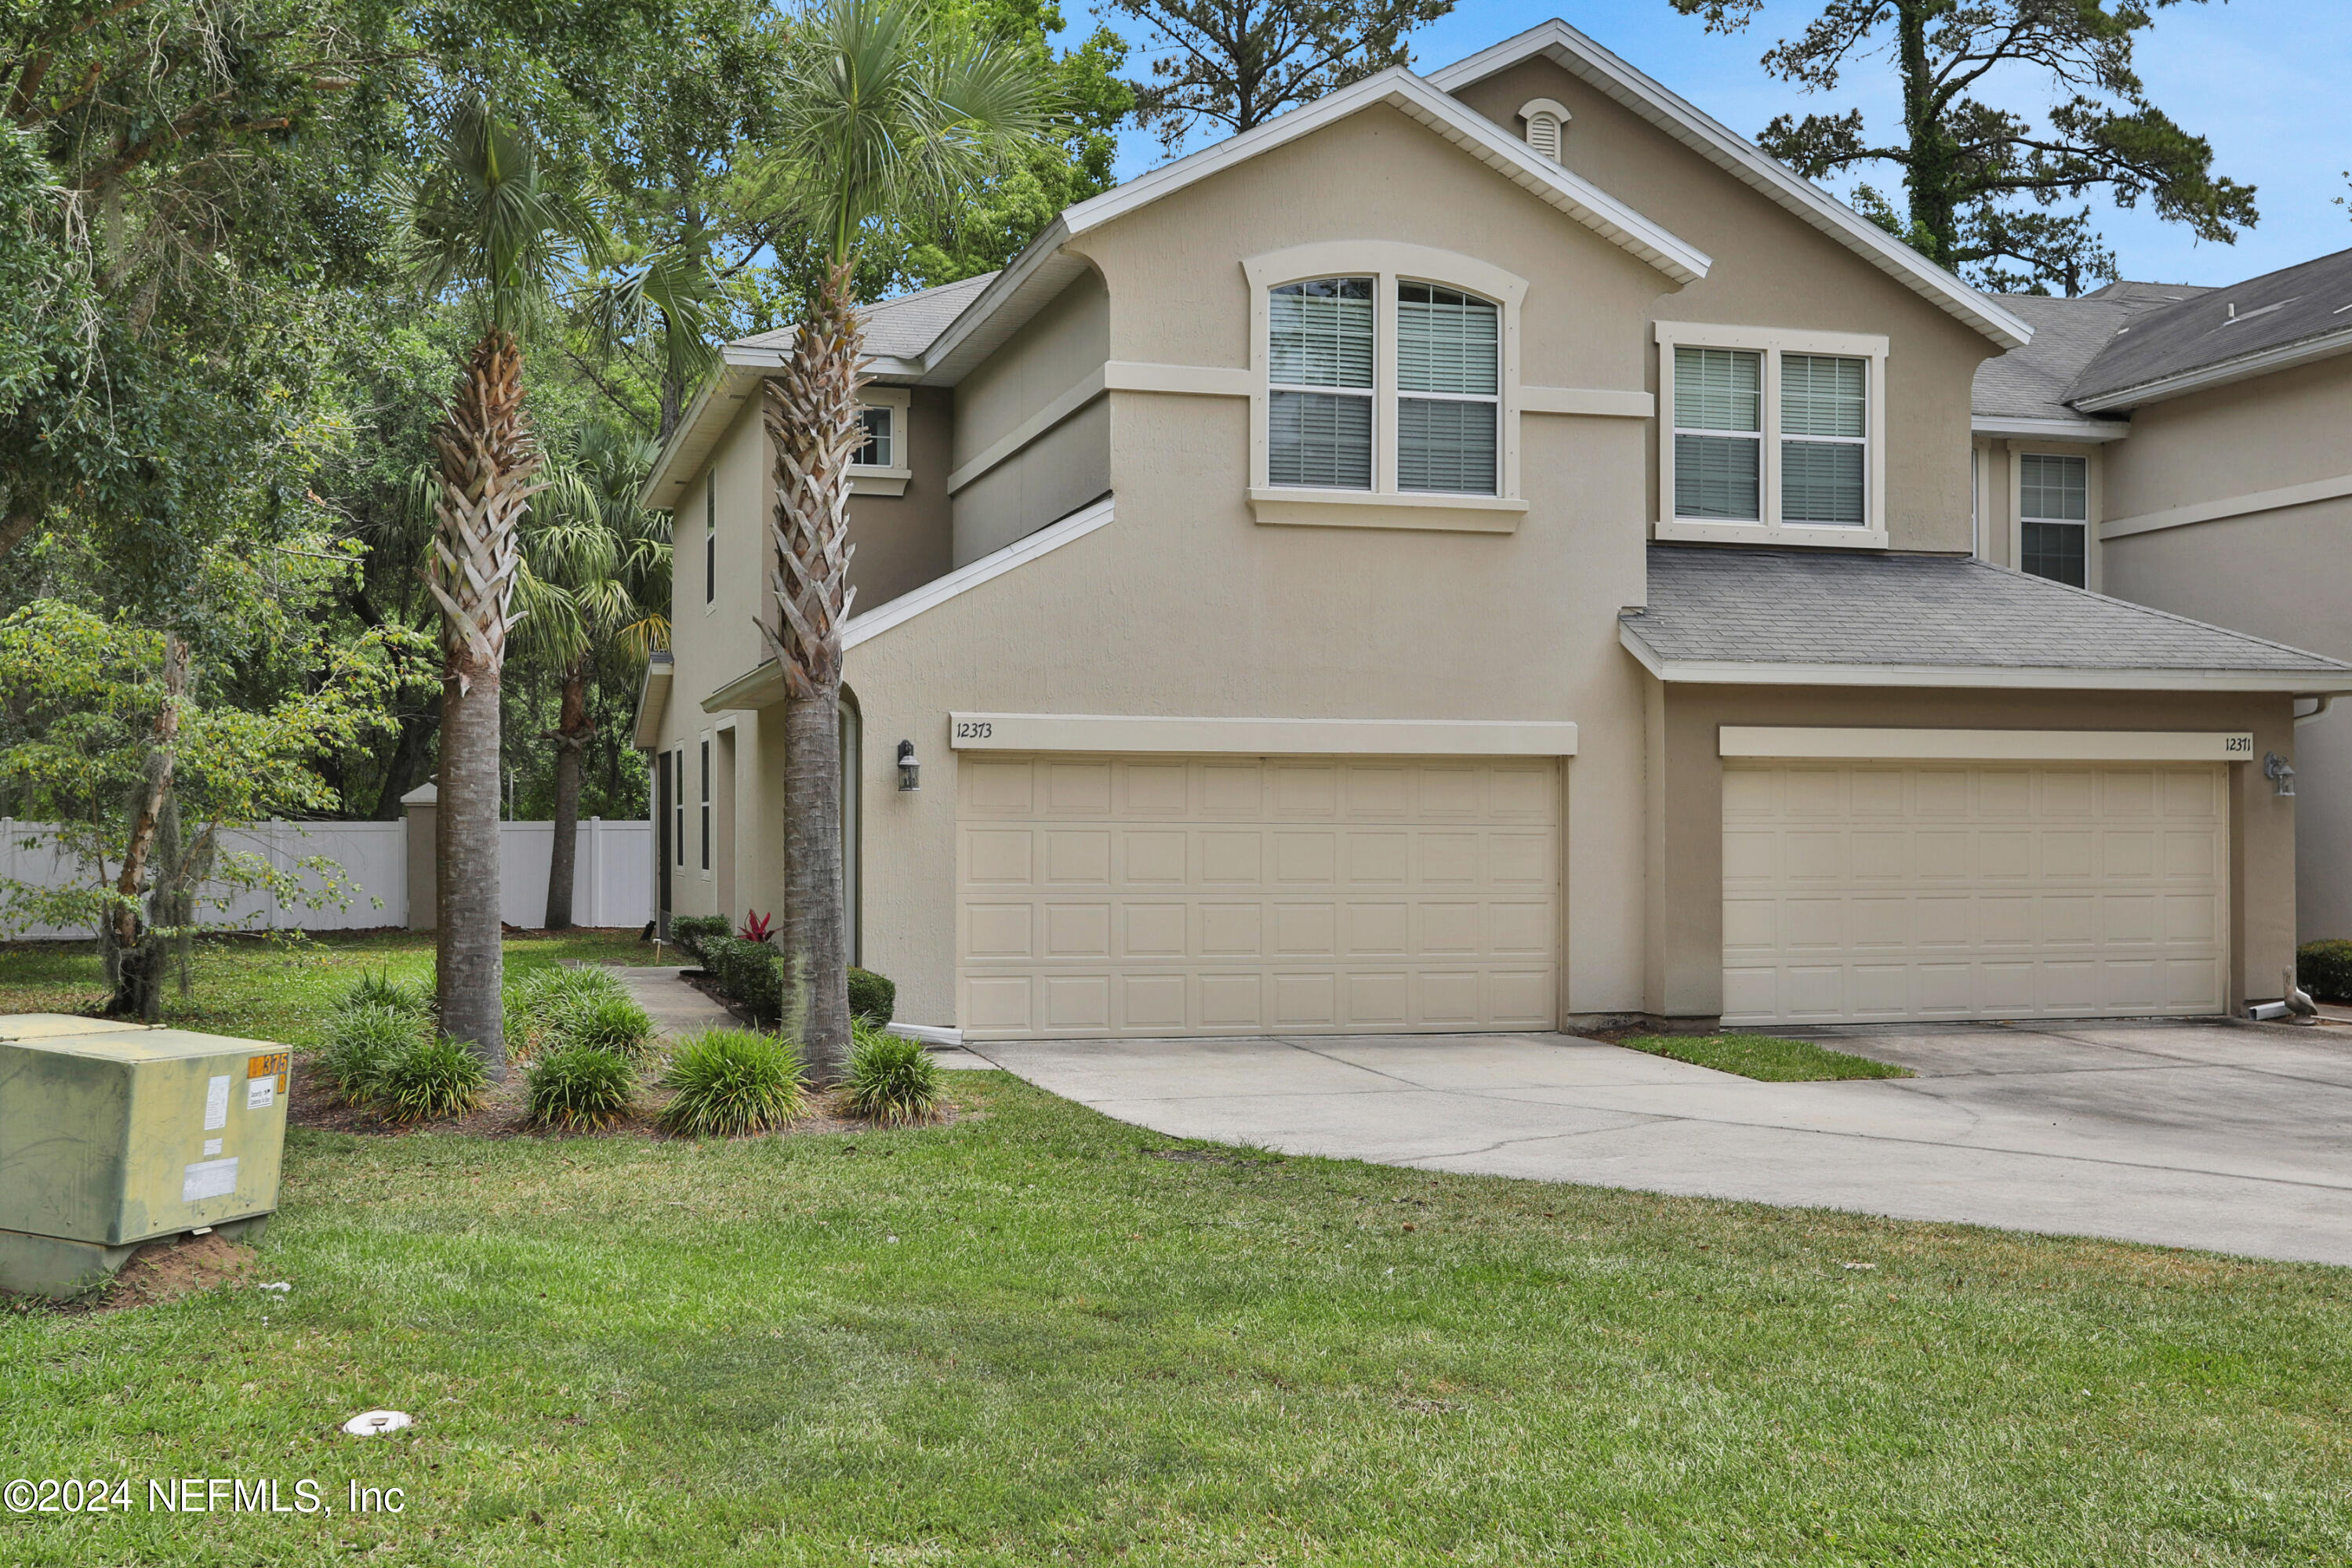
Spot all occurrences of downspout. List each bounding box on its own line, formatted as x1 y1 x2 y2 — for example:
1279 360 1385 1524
2293 694 2335 728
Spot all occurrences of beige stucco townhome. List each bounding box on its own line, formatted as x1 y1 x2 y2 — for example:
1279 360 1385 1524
1970 250 2352 946
633 18 2352 1041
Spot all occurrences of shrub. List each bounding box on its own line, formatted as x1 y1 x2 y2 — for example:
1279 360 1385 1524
659 1028 806 1137
670 914 732 964
340 971 431 1018
528 1046 637 1131
318 1004 424 1107
508 966 633 1059
557 993 655 1060
848 967 896 1026
2299 939 2352 1002
843 1019 943 1127
378 1036 492 1123
700 936 784 1024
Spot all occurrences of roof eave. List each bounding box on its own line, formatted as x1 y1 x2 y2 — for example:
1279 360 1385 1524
2071 325 2352 412
630 656 674 750
1428 22 2031 350
1970 413 2131 443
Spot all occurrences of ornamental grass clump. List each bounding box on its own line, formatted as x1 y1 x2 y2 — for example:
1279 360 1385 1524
527 1045 637 1132
339 970 433 1018
509 966 633 1059
557 993 656 1060
378 1036 492 1123
659 1029 805 1138
842 1019 944 1127
318 1004 427 1107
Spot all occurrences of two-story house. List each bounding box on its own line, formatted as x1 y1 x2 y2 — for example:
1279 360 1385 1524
634 17 2352 1042
1970 251 2352 947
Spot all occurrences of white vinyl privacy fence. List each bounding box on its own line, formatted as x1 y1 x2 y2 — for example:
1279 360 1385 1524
0 816 652 939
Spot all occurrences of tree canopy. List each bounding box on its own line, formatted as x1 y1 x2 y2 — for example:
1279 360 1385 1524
1671 0 2259 295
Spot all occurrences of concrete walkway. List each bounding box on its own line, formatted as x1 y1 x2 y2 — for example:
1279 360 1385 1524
609 967 736 1038
972 1022 2352 1267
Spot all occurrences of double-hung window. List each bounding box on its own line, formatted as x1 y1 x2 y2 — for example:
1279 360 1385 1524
1247 243 1528 532
2018 452 2089 588
848 385 912 495
1268 278 1375 489
855 408 893 467
672 747 686 868
702 472 717 606
698 738 712 873
1656 323 1887 546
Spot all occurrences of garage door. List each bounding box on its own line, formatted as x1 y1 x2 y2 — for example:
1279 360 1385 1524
1722 762 2227 1025
957 755 1559 1038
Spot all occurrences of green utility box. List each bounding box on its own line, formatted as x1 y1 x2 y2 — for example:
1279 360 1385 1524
0 1015 291 1296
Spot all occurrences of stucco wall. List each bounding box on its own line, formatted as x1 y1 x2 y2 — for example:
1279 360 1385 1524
847 383 956 611
1644 684 2299 1021
2102 356 2352 521
846 103 1676 1028
949 270 1112 568
1450 58 1996 554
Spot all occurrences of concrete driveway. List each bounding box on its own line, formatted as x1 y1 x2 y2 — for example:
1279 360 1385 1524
971 1022 2352 1267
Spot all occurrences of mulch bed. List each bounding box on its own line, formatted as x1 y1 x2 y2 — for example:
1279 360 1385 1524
285 1045 960 1142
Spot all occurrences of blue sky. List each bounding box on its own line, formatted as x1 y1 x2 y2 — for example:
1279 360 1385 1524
1094 0 2352 289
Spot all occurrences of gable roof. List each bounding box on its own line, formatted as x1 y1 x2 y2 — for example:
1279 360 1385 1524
1621 545 2352 691
735 271 1000 364
1969 284 2205 438
2068 246 2352 411
1426 19 2032 350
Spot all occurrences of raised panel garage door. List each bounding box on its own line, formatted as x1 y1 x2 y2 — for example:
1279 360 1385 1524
957 755 1559 1039
1722 762 2227 1025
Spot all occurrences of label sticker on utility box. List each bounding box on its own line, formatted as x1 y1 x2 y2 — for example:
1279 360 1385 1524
245 1076 275 1111
204 1076 230 1131
182 1157 238 1203
249 1051 290 1093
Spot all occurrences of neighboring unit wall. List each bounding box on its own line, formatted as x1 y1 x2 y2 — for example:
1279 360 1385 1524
847 384 955 610
1449 57 1994 553
949 270 1112 565
1973 438 2105 589
1643 684 2299 1020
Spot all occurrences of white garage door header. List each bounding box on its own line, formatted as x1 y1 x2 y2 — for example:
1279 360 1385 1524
1720 728 2254 763
949 713 1578 757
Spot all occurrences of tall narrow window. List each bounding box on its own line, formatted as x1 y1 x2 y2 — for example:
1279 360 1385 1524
855 406 893 467
699 738 712 872
672 747 685 866
1673 347 1762 521
2019 453 2089 588
1396 282 1499 495
702 473 716 605
1267 277 1374 489
1780 354 1867 525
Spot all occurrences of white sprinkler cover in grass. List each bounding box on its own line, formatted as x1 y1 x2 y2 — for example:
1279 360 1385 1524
342 1410 413 1436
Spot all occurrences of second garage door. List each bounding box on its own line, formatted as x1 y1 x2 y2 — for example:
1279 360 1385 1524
957 755 1559 1039
1722 761 2228 1025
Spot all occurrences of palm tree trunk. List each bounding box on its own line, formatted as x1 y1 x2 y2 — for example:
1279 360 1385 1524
426 327 539 1079
543 659 592 929
763 257 865 1084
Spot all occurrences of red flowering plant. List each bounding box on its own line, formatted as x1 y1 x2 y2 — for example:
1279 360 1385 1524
737 910 775 944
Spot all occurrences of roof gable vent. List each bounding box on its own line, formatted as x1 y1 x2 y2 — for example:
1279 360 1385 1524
1519 97 1571 162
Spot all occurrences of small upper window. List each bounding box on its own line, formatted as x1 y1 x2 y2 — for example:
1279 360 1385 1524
702 471 716 605
855 405 893 469
2019 452 2089 589
1657 323 1884 545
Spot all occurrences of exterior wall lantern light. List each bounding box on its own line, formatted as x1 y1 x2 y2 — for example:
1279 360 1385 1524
2265 752 2296 797
897 740 920 793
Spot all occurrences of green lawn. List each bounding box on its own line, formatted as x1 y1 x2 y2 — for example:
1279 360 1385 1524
1621 1032 1916 1082
3 937 2350 1565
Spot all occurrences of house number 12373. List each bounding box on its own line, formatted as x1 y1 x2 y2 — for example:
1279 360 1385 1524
955 721 993 739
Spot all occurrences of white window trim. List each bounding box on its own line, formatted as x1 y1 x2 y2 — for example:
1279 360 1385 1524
702 470 717 613
1243 241 1531 534
2010 443 2100 593
1653 321 1888 548
850 384 912 496
697 734 713 878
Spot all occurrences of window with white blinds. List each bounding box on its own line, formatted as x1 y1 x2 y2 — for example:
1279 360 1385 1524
1269 278 1374 489
1673 347 1761 520
1662 329 1879 539
1397 282 1498 494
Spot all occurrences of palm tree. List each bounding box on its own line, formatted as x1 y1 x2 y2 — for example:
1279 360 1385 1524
583 218 725 444
400 94 604 1076
517 423 672 929
760 0 1051 1083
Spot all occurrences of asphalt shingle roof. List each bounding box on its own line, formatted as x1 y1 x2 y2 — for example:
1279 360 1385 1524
2068 248 2352 405
735 271 1000 363
1623 545 2352 676
1971 282 2204 423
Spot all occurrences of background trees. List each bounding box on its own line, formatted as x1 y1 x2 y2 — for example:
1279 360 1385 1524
1671 0 2259 295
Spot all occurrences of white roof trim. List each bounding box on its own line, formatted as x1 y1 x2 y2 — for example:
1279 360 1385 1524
1971 414 2131 444
1428 20 2031 350
1619 622 2352 694
1056 68 1709 286
846 493 1116 652
2071 324 2352 412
